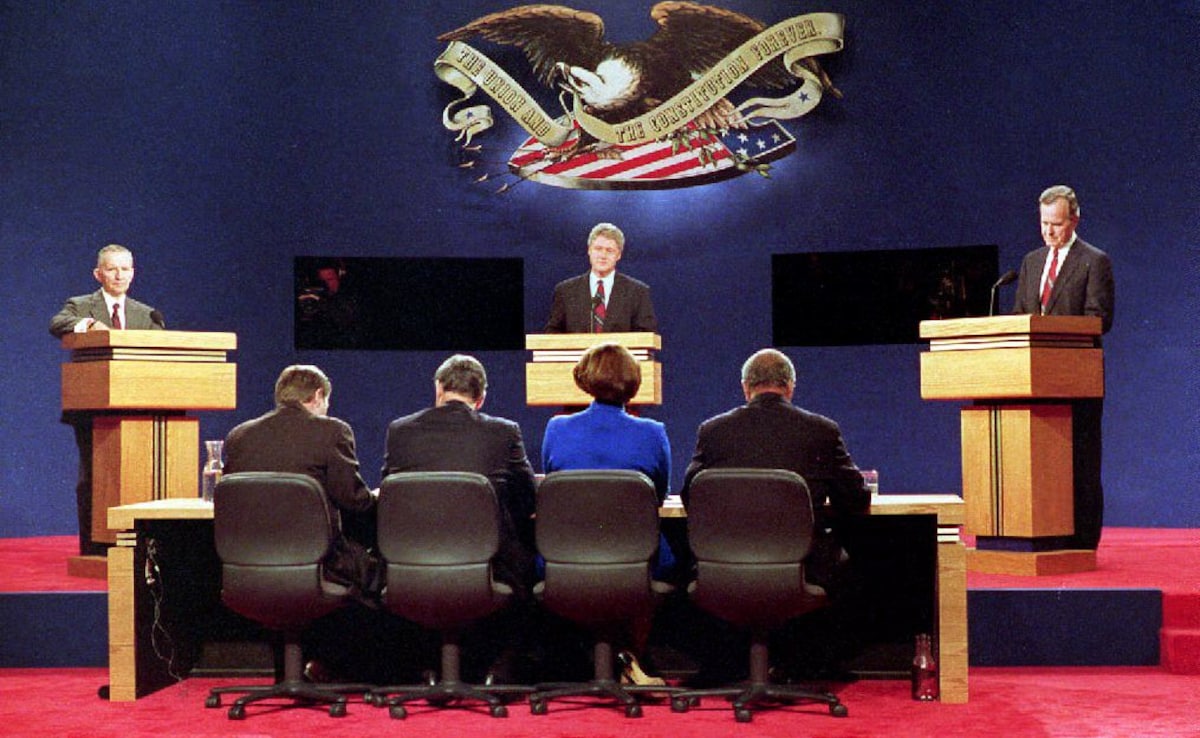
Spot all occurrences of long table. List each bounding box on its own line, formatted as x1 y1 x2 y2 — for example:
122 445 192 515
107 493 966 703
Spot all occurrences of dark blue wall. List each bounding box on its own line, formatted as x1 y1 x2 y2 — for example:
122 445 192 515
3 1 1197 537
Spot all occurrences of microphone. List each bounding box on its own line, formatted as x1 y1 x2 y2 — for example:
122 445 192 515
150 309 167 329
989 270 1018 316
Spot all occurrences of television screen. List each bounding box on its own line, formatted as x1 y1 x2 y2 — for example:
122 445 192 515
772 245 999 346
294 256 525 350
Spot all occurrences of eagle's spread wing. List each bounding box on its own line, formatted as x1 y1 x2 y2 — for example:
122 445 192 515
437 5 609 87
647 1 806 90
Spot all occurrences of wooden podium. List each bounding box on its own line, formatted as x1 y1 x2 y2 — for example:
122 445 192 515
60 330 237 577
525 332 662 406
919 315 1103 575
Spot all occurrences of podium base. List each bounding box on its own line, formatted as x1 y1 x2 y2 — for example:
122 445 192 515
967 548 1096 576
67 554 107 579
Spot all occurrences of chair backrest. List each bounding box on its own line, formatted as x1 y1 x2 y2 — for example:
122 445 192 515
535 469 660 628
213 471 342 628
377 471 505 628
685 468 822 627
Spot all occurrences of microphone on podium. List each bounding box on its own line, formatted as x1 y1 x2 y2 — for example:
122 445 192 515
988 270 1018 317
150 309 167 329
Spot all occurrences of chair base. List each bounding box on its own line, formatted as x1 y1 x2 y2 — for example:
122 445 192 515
372 679 523 719
671 637 848 722
531 677 677 718
204 639 370 719
368 638 532 719
528 642 677 718
671 681 848 722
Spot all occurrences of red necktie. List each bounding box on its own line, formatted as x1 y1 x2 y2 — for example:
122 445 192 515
1040 248 1059 312
111 302 123 329
592 281 606 333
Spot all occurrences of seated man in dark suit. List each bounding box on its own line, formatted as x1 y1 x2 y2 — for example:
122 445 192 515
381 354 538 682
544 222 657 334
223 364 379 596
681 348 872 680
224 365 393 683
49 243 165 557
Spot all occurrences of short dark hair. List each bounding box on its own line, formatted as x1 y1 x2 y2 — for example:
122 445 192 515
741 349 795 392
435 354 487 401
573 342 641 405
274 364 331 406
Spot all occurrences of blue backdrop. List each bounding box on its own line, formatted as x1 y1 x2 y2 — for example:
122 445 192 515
3 1 1197 537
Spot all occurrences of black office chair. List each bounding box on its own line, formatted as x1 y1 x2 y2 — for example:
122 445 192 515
670 468 848 722
529 469 674 718
204 472 370 719
370 471 524 719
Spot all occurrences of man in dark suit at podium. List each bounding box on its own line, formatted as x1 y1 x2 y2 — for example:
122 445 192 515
49 244 164 557
1013 185 1115 550
544 222 657 334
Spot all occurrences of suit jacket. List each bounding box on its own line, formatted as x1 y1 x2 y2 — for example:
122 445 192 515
49 290 162 337
382 401 538 593
541 401 671 501
1012 238 1114 333
681 393 871 585
224 403 377 590
544 271 657 333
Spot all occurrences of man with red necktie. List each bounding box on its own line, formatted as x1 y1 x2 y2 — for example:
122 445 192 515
49 244 165 556
1013 185 1115 550
544 222 658 334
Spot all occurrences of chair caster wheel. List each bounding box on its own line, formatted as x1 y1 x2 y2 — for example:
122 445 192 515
671 697 690 713
205 694 221 708
735 707 753 723
389 704 407 719
329 701 347 718
625 703 643 718
530 699 548 715
831 702 849 718
227 704 246 720
490 704 508 718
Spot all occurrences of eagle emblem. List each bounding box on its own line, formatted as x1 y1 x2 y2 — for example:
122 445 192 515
435 3 845 191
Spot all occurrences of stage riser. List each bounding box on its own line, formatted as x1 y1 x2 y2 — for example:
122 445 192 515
969 589 1161 666
0 589 1166 669
0 592 107 667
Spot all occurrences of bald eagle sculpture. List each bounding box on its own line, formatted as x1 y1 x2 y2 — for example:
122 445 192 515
438 2 838 152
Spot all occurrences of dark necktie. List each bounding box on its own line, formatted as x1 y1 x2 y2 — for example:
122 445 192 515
1040 248 1059 313
592 281 606 333
111 302 123 330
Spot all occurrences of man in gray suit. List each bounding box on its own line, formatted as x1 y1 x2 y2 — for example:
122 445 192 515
49 244 164 556
50 244 164 336
544 222 657 334
1013 185 1115 549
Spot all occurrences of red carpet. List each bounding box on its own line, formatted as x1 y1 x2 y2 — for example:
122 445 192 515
1 666 1197 737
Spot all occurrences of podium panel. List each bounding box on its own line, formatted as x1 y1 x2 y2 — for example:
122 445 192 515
525 332 662 406
961 405 1073 538
91 416 200 545
920 348 1103 400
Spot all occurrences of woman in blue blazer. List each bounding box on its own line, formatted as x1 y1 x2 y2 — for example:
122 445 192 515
540 342 674 685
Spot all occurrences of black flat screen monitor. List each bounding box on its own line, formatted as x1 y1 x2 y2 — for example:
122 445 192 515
295 256 525 350
772 244 999 346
